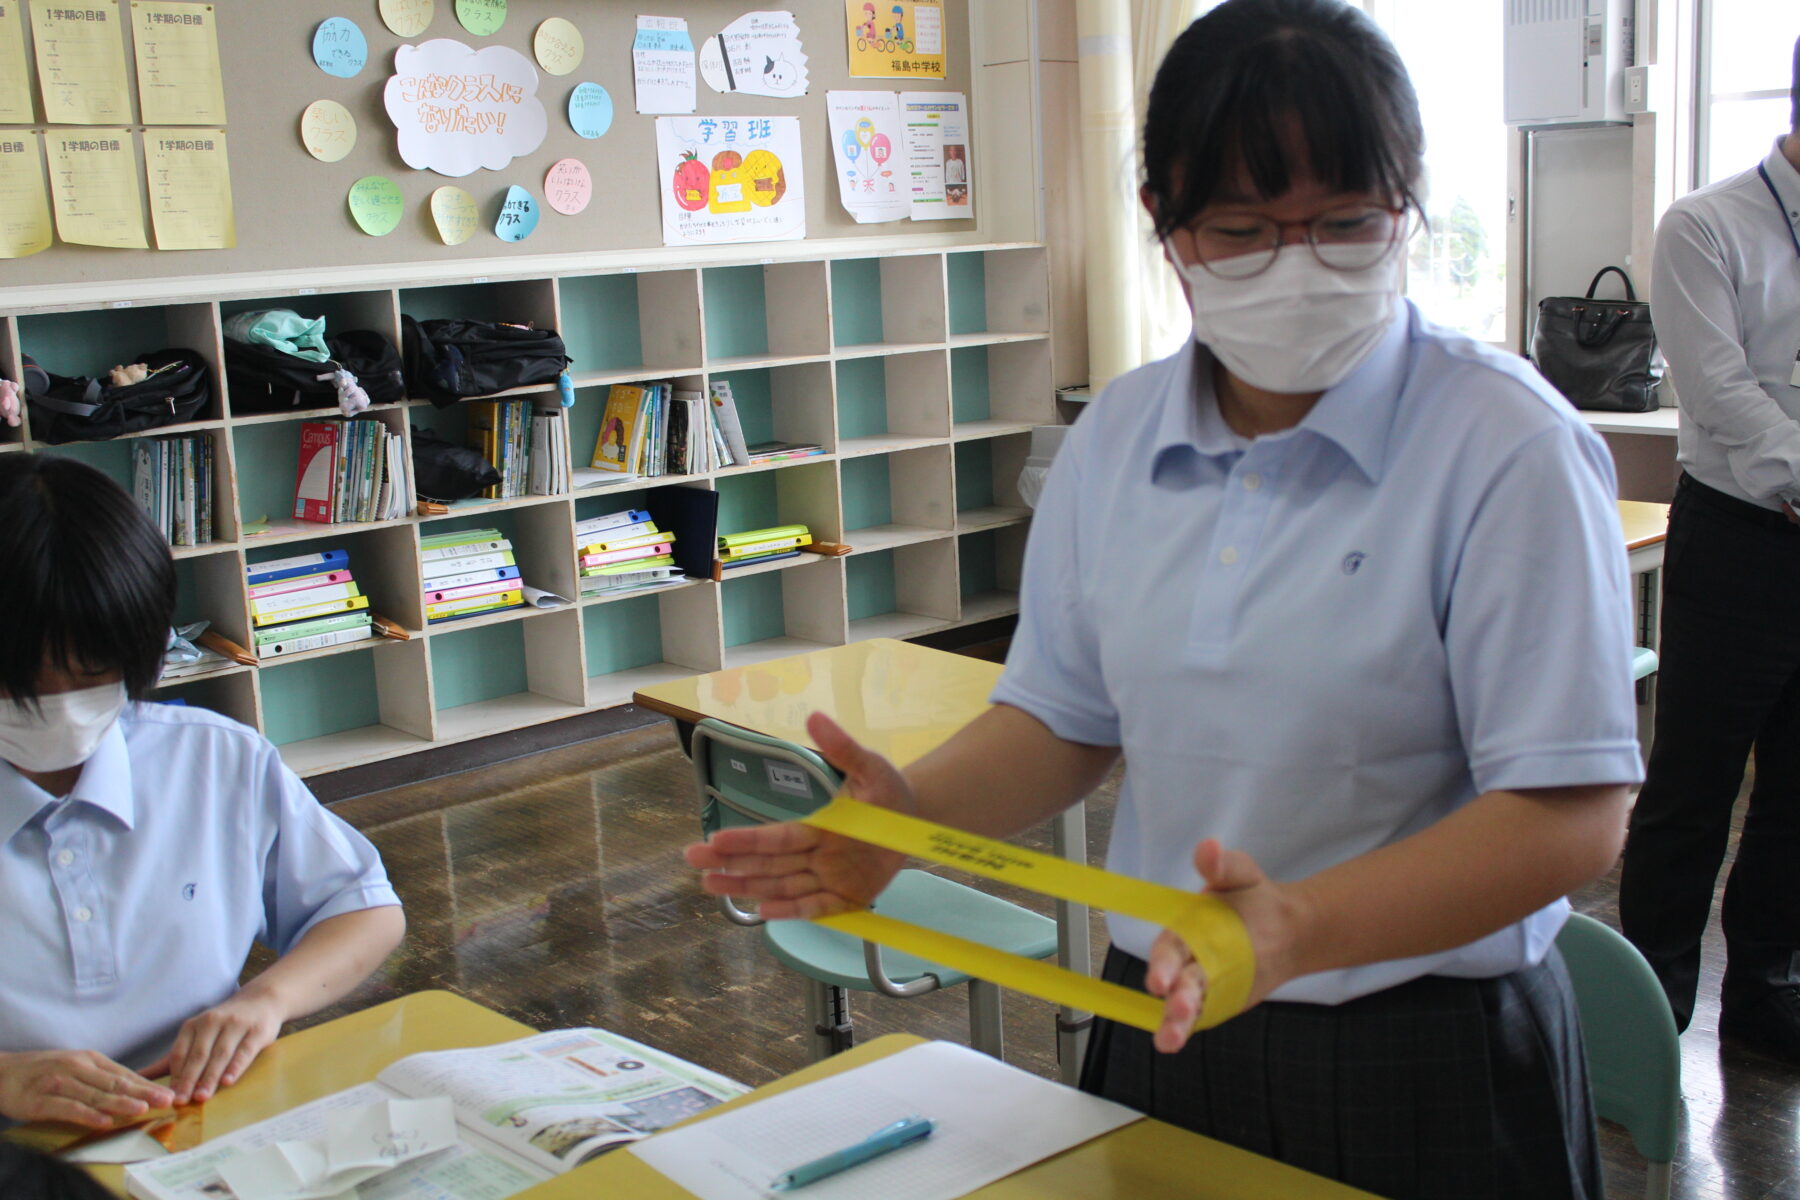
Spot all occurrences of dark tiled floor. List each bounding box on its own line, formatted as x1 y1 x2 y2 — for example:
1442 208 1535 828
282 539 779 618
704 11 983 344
296 724 1800 1200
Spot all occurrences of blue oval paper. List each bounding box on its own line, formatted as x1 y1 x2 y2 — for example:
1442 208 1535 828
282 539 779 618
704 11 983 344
568 82 613 140
312 17 368 78
495 185 539 242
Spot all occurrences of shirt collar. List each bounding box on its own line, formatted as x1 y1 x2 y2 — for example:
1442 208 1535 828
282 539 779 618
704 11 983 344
0 717 135 845
1761 138 1800 227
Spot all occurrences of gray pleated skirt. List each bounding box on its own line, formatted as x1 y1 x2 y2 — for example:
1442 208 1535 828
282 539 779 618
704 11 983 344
1079 946 1604 1200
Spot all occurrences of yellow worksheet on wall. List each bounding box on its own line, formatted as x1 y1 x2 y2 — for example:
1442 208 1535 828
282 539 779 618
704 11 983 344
46 129 148 248
145 128 234 249
31 0 134 125
0 133 53 258
0 2 34 122
130 1 226 125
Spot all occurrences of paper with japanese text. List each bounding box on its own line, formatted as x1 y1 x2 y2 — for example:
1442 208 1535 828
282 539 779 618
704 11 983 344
634 15 697 114
0 132 52 258
146 128 234 249
32 0 133 124
844 0 944 79
130 1 226 125
385 39 549 177
826 90 906 223
656 115 805 246
0 2 33 122
699 10 808 99
46 128 147 248
901 90 969 220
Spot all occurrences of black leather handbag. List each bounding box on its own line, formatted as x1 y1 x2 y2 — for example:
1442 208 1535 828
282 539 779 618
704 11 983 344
1530 266 1661 413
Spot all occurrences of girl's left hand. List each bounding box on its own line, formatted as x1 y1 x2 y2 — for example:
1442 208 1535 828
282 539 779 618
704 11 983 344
142 989 286 1104
1143 838 1310 1054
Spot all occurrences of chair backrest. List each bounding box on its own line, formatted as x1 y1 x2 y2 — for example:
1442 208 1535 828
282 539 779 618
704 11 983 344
1555 912 1682 1163
693 718 842 838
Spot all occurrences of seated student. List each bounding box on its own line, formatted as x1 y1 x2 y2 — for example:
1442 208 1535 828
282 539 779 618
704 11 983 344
0 1143 112 1200
0 454 405 1129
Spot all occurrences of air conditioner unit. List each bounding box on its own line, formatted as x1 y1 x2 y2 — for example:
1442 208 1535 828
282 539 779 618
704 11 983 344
1503 0 1635 126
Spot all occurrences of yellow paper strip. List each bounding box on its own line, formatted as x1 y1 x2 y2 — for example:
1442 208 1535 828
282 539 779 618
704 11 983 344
130 1 227 125
0 132 53 258
31 0 133 125
146 128 234 250
46 128 147 249
0 2 35 122
800 798 1257 1032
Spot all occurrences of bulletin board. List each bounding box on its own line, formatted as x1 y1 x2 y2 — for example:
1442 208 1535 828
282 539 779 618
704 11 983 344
0 0 976 291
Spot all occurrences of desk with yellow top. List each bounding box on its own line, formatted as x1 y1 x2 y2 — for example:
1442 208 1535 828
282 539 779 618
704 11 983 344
20 990 1377 1198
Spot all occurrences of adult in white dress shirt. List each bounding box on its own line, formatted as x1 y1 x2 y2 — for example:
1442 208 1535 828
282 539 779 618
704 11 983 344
0 454 405 1128
1619 38 1800 1058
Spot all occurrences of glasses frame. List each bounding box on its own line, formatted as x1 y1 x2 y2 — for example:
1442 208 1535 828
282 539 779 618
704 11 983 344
1183 205 1417 280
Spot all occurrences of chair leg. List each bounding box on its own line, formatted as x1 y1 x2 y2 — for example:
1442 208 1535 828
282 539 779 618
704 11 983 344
1645 1159 1671 1200
968 979 1005 1060
804 980 854 1061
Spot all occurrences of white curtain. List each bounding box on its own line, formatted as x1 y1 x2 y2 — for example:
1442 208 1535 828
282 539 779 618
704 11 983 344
1130 0 1210 366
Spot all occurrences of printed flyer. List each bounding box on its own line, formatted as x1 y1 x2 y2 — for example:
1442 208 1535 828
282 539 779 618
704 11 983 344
826 91 905 223
844 0 944 79
901 90 969 219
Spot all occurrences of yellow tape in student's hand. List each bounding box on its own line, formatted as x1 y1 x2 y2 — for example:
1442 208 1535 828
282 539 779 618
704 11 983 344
800 798 1257 1035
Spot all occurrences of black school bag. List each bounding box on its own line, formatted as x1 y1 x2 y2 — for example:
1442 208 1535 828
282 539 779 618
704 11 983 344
226 329 405 413
402 316 571 409
23 349 210 444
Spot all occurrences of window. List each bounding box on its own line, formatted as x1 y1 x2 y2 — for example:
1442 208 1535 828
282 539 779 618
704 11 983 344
1698 0 1794 186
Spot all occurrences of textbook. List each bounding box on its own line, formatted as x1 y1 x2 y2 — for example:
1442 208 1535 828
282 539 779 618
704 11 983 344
251 593 370 628
252 610 373 646
591 384 648 473
256 623 375 659
575 508 652 539
123 1028 746 1200
249 580 362 619
246 548 350 586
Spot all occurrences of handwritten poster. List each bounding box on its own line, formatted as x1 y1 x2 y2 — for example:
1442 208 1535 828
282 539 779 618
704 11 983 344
311 16 367 78
656 115 805 246
430 185 477 243
347 175 404 235
901 90 969 219
455 0 505 36
494 184 539 241
0 2 34 123
568 82 613 138
699 11 808 99
130 1 226 125
844 0 944 79
0 133 53 258
533 17 582 75
379 0 433 38
300 99 357 162
146 128 234 249
544 157 591 215
826 91 904 223
32 1 133 124
634 16 697 115
384 39 548 177
46 129 147 248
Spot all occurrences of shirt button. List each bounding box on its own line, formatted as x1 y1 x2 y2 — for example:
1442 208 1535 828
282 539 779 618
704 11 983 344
1242 473 1262 492
1220 546 1239 566
56 850 73 866
73 906 92 923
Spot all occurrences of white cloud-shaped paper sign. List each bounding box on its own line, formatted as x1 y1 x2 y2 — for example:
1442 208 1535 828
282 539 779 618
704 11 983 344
385 40 548 177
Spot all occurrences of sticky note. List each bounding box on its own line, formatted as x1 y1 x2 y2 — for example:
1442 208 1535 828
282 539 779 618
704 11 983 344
568 82 613 139
0 132 53 258
32 1 133 125
146 128 234 250
378 0 434 38
494 184 538 242
300 99 357 162
46 129 147 248
130 1 227 125
455 0 505 36
544 158 590 215
430 185 478 244
312 17 367 78
348 175 403 236
534 16 582 75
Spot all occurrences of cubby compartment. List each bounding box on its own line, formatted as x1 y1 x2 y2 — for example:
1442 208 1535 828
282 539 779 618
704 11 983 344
830 255 947 353
41 428 238 551
834 351 950 456
417 503 578 628
715 460 840 571
708 361 835 463
259 636 432 774
721 554 846 667
946 247 1051 345
430 609 586 742
954 433 1031 532
584 584 722 706
245 523 419 643
846 539 959 641
840 445 954 554
154 669 259 730
171 550 257 660
951 338 1054 438
564 371 708 484
957 526 1027 625
410 396 570 508
16 302 224 440
219 289 401 354
558 269 703 385
233 409 410 542
703 262 831 366
398 280 560 401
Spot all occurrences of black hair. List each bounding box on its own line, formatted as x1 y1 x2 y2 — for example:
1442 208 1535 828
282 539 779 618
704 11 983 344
0 1143 114 1200
0 454 174 705
1142 0 1425 238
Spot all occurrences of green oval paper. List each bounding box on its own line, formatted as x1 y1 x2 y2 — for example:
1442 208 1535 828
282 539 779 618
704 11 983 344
348 175 404 236
454 0 505 36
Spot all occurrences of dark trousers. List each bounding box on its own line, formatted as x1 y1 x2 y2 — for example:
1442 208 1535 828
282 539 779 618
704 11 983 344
1619 473 1800 1031
1079 947 1602 1200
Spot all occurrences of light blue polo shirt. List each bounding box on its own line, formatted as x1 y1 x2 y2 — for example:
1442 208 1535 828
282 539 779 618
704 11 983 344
0 702 399 1068
994 301 1643 1004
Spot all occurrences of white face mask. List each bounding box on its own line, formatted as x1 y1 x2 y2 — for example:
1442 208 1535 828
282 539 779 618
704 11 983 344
0 682 128 774
1168 241 1402 395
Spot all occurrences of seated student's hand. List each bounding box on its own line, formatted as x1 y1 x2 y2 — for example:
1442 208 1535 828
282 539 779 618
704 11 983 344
1144 839 1308 1055
684 712 909 919
0 1049 175 1128
143 988 286 1105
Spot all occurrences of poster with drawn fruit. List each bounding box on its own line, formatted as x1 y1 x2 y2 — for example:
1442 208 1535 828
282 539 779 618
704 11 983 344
655 115 806 246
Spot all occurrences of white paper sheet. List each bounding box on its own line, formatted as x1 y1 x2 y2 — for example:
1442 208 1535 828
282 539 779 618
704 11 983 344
628 1042 1141 1200
699 11 808 99
900 90 970 220
656 115 805 246
384 39 549 177
215 1098 460 1200
634 16 697 114
826 91 906 223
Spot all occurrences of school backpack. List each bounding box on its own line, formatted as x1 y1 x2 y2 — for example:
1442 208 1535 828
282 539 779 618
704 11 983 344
401 316 571 409
225 329 405 414
23 349 211 444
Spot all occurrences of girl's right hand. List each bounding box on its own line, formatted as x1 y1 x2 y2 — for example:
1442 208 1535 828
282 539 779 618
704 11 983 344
683 712 910 919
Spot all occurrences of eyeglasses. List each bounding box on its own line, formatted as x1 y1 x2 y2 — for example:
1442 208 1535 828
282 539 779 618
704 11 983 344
1184 205 1411 280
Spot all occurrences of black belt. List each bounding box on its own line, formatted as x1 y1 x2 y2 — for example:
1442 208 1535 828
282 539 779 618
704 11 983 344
1678 472 1797 533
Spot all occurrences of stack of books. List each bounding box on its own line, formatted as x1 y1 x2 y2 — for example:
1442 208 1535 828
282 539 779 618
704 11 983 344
294 419 410 525
718 524 813 570
743 440 824 465
591 381 744 479
578 507 685 597
468 400 567 499
420 527 524 623
530 407 570 495
248 548 375 659
132 433 213 547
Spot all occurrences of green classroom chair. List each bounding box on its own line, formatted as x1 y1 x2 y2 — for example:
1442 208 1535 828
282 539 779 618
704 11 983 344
691 717 1059 1063
1633 647 1658 682
1556 912 1681 1200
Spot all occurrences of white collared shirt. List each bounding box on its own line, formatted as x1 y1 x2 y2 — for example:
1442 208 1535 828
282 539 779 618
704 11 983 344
993 302 1643 1004
0 703 398 1068
1654 138 1800 507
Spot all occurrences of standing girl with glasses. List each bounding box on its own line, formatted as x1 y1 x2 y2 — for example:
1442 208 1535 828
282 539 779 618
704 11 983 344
689 1 1639 1195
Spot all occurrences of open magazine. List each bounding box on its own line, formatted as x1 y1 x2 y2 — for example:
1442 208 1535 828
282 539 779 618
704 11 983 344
124 1028 748 1200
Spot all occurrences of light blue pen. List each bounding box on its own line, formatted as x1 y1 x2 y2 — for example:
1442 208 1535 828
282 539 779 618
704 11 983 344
769 1115 935 1191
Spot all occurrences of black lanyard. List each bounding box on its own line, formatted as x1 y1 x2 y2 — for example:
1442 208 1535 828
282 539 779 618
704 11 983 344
1760 164 1800 260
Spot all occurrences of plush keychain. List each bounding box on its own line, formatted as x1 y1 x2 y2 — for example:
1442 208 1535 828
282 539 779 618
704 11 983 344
0 378 19 427
109 362 149 386
316 367 371 417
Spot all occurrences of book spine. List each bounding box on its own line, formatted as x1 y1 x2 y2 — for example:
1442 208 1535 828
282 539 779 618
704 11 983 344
252 594 371 628
426 588 524 621
420 549 515 578
574 509 653 538
580 527 669 553
252 610 372 645
580 542 671 568
583 554 676 576
256 624 374 659
420 563 521 591
419 538 510 562
249 581 362 617
417 526 505 550
245 549 348 584
719 524 810 547
424 578 520 604
722 534 812 558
